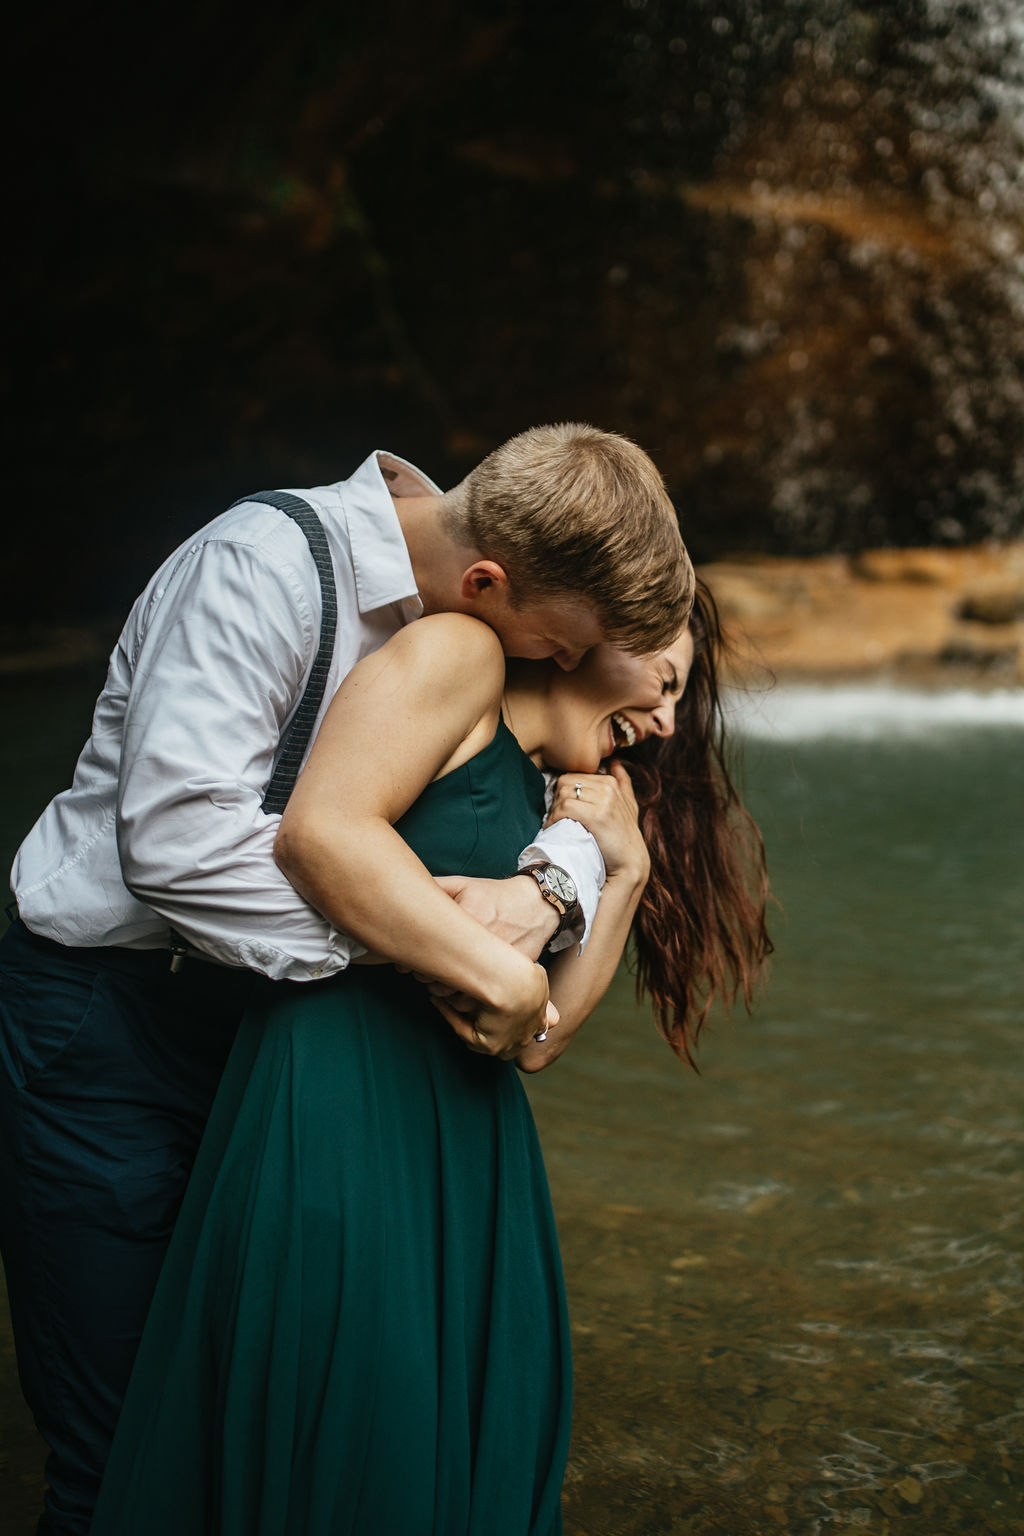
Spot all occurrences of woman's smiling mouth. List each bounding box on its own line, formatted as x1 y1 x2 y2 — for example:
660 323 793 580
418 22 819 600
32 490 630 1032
611 713 638 749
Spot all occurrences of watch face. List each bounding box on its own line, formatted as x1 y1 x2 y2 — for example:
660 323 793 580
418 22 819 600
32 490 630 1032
545 866 577 906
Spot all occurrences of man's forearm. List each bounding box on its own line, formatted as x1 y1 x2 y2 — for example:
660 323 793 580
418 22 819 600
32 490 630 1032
432 873 560 961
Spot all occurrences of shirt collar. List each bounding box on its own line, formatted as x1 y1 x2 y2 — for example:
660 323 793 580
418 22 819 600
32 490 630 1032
344 450 442 615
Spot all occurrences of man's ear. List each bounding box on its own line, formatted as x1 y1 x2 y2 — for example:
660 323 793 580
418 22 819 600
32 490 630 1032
459 560 512 603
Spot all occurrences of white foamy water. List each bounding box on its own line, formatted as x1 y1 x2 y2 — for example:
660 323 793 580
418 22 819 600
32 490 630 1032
726 684 1024 740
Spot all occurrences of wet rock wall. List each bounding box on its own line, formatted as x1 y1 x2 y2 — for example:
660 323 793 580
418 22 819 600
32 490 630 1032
5 2 1024 621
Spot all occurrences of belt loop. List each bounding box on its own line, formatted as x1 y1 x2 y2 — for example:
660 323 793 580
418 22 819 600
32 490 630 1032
168 930 189 974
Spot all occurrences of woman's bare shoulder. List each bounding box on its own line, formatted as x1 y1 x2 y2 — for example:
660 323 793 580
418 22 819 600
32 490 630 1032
383 612 505 677
411 610 504 651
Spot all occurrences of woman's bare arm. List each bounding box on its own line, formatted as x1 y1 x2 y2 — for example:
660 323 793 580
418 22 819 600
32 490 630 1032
274 613 552 1057
514 762 650 1072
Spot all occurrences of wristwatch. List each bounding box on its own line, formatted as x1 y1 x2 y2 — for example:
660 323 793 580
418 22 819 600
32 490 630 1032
518 861 581 941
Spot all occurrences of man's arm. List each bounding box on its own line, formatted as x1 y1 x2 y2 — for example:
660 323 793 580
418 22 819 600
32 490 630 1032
432 811 607 963
116 537 355 980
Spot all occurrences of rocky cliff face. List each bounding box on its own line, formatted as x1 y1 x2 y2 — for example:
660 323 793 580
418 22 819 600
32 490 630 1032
7 3 1024 623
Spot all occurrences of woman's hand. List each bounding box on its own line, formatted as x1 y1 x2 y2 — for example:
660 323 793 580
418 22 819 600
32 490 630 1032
514 1008 580 1073
431 956 558 1060
546 760 650 884
517 763 651 1074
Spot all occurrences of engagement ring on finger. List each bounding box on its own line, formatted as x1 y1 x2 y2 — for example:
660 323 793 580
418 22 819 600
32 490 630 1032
534 1025 549 1042
573 782 582 799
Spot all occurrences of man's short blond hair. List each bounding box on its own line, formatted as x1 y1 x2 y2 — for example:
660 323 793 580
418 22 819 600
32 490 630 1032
440 423 693 653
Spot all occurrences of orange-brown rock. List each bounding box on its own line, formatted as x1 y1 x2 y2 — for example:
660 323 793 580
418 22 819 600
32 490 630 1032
700 543 1024 684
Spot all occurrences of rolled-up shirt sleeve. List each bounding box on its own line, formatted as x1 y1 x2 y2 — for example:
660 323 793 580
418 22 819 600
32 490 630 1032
116 537 358 980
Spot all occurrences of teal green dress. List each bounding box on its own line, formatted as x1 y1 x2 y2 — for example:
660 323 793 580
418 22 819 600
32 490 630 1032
90 722 572 1536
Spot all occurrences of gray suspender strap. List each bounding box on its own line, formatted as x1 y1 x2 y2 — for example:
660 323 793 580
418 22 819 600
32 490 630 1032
168 489 338 971
231 490 339 815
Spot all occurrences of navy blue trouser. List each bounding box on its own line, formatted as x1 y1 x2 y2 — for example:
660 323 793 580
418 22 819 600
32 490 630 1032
0 920 261 1536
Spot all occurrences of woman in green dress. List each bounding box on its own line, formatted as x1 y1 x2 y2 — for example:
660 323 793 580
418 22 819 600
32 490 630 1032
90 587 769 1536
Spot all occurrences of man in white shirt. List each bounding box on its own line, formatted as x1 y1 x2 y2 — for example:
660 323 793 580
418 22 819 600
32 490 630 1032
1 422 692 1536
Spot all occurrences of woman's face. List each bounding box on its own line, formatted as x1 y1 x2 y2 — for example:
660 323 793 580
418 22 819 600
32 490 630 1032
541 628 695 773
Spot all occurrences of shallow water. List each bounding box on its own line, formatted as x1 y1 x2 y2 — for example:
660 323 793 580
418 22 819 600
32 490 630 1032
1 675 1022 1534
530 689 1024 1534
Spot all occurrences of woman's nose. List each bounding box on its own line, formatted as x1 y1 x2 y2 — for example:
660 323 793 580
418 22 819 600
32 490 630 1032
650 702 676 738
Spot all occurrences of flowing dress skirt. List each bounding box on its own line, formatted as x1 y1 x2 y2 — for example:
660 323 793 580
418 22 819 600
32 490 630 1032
91 725 572 1536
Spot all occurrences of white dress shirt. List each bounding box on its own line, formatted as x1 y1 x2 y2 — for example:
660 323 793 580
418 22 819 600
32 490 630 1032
12 451 605 981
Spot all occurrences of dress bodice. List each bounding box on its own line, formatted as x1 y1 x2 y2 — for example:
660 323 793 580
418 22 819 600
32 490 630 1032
393 719 546 880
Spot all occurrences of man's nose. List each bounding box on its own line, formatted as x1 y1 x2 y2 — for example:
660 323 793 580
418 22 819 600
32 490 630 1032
551 647 585 672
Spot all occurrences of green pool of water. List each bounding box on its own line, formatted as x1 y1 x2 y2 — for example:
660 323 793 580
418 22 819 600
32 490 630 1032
1 673 1022 1534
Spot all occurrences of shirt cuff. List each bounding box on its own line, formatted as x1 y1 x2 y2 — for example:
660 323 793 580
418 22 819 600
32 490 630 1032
518 818 606 954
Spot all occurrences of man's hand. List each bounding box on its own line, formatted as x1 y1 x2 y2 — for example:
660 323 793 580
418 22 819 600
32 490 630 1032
392 875 559 1048
433 872 560 961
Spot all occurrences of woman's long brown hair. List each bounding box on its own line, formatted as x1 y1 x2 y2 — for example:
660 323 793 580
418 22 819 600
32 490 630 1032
621 581 773 1066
